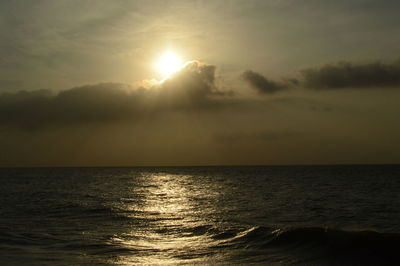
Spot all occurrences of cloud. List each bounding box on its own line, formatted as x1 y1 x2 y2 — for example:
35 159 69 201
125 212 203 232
160 61 224 101
242 70 286 94
0 84 135 129
0 61 229 129
3 58 399 131
243 60 400 93
300 60 400 89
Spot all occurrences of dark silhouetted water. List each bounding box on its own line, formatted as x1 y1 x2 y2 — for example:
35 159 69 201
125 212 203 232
1 165 400 265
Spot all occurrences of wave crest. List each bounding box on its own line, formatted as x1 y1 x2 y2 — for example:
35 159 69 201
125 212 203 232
215 226 400 265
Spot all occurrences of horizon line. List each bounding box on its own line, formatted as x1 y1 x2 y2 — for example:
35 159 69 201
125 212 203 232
1 162 399 169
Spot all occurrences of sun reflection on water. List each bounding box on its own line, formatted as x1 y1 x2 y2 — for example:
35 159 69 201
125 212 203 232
110 173 219 265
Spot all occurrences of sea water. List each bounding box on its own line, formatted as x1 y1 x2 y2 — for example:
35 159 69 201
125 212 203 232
1 165 400 265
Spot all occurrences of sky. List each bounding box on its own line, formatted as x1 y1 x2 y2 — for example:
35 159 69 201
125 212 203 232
1 0 400 166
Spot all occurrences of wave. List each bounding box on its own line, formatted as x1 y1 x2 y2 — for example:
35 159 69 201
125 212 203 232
2 222 399 265
215 226 400 265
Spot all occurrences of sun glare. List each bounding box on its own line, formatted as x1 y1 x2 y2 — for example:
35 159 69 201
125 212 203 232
155 51 182 79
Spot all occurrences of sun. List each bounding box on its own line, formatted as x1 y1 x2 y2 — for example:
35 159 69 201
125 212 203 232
155 51 182 79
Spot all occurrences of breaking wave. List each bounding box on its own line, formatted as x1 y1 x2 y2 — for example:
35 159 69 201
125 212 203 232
214 226 400 265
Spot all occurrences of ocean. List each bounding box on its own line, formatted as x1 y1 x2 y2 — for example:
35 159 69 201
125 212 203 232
1 165 399 265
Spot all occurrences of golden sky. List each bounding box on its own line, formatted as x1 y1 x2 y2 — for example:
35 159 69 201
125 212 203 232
1 0 400 166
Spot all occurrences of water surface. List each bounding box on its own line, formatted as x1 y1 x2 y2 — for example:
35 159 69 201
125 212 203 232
1 165 400 265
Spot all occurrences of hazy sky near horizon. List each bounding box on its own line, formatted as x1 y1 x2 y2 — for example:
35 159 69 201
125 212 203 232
1 0 400 166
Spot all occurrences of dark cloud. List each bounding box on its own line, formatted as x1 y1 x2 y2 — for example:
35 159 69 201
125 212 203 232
0 84 135 129
300 61 400 89
160 61 224 102
3 58 399 131
243 60 400 92
0 62 229 129
242 70 286 94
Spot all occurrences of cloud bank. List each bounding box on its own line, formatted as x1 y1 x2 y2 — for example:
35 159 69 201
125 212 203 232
1 59 400 166
301 61 400 89
242 70 286 94
1 59 400 131
0 61 229 129
243 60 400 93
